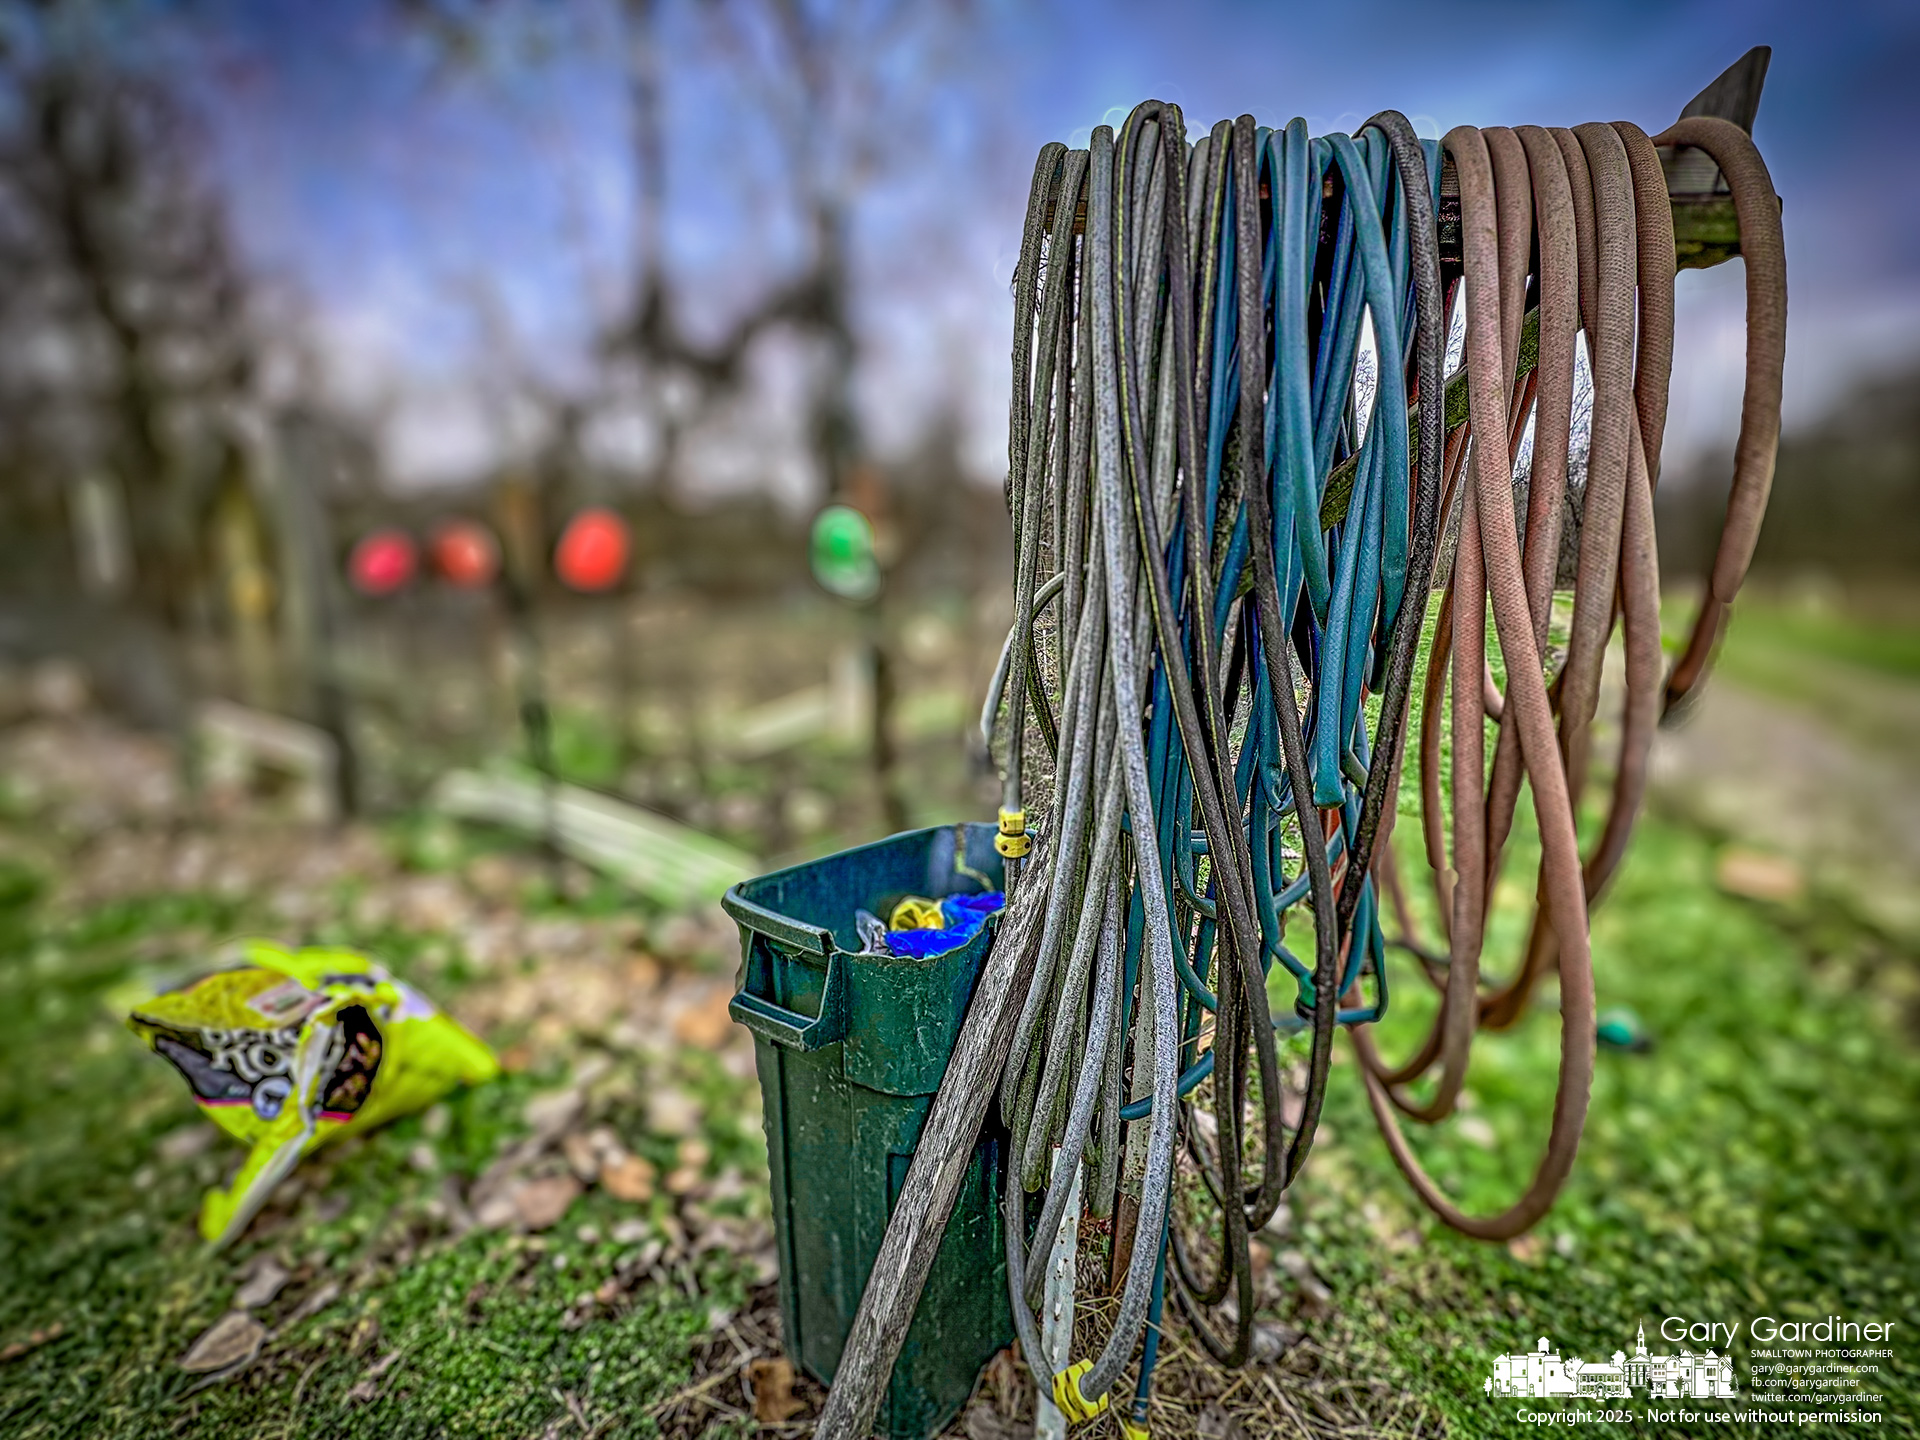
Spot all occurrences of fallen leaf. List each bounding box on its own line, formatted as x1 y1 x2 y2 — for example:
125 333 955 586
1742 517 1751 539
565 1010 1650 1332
346 1348 402 1403
523 1089 586 1145
1278 1084 1305 1132
0 1321 64 1364
280 1281 341 1328
559 1290 597 1333
962 1401 1025 1440
647 1088 701 1138
157 1125 215 1162
671 985 736 1049
1251 1321 1304 1363
601 1154 656 1203
1456 1115 1497 1149
1715 848 1804 903
514 1175 582 1231
748 1356 805 1423
465 852 527 900
571 1054 614 1090
234 1259 291 1311
616 1240 665 1278
1276 1249 1333 1317
561 1132 601 1183
179 1311 265 1373
979 1346 1028 1419
474 1187 522 1231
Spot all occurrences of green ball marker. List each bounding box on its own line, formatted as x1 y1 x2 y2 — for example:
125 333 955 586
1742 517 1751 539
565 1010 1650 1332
1596 1004 1653 1053
811 504 881 601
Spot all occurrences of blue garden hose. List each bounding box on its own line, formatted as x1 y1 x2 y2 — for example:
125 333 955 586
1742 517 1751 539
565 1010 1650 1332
988 100 1444 1406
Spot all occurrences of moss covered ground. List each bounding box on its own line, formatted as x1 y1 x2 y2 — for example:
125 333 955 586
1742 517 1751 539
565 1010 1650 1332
1 595 1916 1438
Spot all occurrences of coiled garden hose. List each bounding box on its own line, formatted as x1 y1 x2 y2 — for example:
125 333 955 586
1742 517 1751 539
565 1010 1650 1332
1355 114 1784 1243
976 95 1785 1426
987 100 1428 1409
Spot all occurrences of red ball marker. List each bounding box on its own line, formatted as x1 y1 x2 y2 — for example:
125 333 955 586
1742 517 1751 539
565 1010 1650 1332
554 507 630 593
431 518 500 589
348 528 417 596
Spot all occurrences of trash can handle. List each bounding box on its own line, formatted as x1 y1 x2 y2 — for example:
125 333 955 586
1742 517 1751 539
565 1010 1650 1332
729 938 848 1051
723 889 832 956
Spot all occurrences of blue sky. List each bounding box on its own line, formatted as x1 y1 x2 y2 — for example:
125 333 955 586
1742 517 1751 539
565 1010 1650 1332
123 0 1920 490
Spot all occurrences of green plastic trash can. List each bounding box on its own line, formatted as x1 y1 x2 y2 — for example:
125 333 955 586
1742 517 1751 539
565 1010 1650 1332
724 823 1013 1440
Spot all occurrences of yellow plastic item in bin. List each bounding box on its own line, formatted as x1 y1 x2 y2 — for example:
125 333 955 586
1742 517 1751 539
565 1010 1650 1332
886 895 948 932
127 940 498 1246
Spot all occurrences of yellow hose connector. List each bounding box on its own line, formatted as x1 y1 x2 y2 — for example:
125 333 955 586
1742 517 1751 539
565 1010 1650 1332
1051 1359 1109 1423
1118 1419 1150 1440
995 807 1031 858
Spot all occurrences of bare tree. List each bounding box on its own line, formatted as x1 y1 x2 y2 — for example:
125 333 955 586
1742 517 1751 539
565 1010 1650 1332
0 24 375 810
404 0 985 828
0 39 261 624
621 0 977 828
613 0 974 502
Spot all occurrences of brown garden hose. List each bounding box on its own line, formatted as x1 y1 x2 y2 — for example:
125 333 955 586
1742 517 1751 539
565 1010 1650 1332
1354 113 1786 1239
1658 117 1788 717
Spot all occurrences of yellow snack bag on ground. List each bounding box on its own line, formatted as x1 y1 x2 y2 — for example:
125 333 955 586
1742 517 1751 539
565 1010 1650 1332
127 939 498 1247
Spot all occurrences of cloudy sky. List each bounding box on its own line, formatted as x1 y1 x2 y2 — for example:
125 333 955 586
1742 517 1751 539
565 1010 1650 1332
127 0 1920 494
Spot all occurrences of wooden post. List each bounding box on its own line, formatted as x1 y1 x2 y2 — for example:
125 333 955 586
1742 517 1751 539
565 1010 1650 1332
813 883 1043 1440
494 474 563 880
212 465 278 712
255 416 358 816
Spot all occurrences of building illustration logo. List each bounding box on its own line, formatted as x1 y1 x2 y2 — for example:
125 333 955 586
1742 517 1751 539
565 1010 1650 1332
1486 1324 1738 1401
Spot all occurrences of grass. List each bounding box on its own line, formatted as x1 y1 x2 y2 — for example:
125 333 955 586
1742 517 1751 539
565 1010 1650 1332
0 857 748 1440
1695 589 1920 768
1716 591 1920 688
2 588 1918 1437
1258 586 1920 1436
10 821 1908 1439
1276 810 1920 1437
